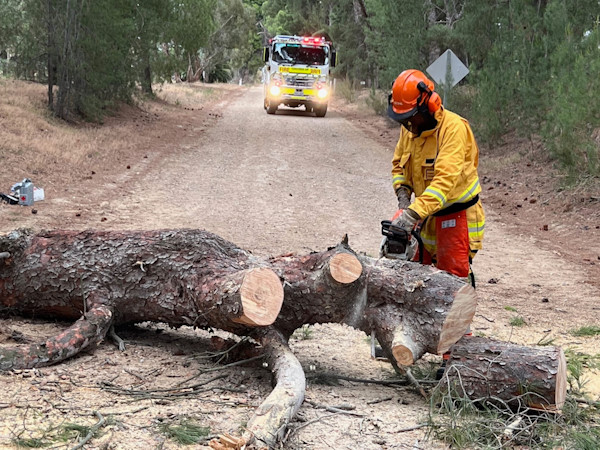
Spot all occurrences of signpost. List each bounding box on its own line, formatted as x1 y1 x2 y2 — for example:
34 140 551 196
426 49 469 105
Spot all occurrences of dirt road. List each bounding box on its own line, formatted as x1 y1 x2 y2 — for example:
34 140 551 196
84 87 393 257
1 85 599 449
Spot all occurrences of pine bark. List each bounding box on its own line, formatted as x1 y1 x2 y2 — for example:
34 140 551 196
1 228 567 446
0 228 474 369
442 336 567 411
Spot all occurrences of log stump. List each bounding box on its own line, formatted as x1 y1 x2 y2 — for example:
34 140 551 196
441 336 567 412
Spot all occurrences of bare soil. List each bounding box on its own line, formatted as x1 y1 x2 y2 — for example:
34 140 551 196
0 82 599 449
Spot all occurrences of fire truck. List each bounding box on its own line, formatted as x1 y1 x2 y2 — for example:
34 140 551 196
262 35 336 117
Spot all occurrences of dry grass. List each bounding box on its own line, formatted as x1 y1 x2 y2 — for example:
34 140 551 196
155 82 239 109
0 79 238 196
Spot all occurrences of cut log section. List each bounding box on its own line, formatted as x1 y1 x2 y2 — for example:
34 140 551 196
328 252 362 284
441 336 567 412
364 265 477 366
231 268 284 326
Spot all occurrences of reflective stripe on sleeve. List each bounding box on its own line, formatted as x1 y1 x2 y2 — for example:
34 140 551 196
392 175 406 188
423 186 447 207
455 178 480 204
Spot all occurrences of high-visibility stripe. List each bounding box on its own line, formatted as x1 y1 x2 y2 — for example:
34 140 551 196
419 231 436 247
392 175 406 186
453 178 480 204
423 186 447 207
468 220 485 239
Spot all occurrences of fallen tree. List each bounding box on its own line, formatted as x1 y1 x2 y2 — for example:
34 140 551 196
441 336 567 412
0 228 566 448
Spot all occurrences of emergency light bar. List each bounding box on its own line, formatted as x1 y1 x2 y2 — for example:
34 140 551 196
270 35 330 46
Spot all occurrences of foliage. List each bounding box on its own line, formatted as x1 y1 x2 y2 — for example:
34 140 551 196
509 316 526 327
159 420 211 445
1 0 599 174
542 7 600 178
10 417 107 449
292 324 313 340
570 325 600 337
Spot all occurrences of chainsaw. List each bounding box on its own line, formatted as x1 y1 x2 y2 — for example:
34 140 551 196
372 210 424 360
378 209 423 261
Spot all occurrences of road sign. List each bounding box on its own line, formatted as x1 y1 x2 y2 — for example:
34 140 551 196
426 49 469 89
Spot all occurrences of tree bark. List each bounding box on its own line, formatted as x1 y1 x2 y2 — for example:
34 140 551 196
442 336 567 412
0 228 473 370
0 228 566 446
0 229 284 369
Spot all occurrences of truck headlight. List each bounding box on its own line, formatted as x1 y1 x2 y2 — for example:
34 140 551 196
317 88 328 99
270 85 281 96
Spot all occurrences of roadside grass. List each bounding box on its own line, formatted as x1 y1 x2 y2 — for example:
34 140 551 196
334 77 357 103
504 305 518 312
0 79 239 195
365 88 388 116
509 316 526 327
0 79 151 190
570 325 600 337
483 152 523 172
155 82 234 109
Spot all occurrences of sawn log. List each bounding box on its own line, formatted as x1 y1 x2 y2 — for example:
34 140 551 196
0 228 567 447
442 336 567 412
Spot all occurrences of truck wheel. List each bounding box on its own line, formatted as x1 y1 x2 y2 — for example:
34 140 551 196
263 97 267 110
314 104 327 117
266 98 278 114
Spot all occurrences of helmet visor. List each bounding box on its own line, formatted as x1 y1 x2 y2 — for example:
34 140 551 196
387 98 418 122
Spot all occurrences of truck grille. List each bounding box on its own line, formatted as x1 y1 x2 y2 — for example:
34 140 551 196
284 75 315 87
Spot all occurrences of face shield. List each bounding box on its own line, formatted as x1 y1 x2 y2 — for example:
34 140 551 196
388 94 437 136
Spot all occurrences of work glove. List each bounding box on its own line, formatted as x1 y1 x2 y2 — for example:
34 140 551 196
395 186 411 210
390 208 420 234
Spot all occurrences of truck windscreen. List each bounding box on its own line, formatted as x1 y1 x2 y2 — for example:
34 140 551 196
273 43 329 66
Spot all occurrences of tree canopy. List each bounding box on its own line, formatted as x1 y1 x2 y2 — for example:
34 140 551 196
0 0 598 176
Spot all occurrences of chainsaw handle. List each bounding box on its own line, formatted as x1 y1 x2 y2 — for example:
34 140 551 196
380 220 410 240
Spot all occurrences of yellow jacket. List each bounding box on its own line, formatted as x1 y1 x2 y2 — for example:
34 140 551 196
391 107 484 253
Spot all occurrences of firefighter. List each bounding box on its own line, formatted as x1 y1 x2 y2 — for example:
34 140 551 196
387 69 484 378
388 69 485 284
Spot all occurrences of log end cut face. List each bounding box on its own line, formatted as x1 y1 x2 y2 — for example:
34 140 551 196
329 253 362 284
537 347 567 412
437 284 477 354
235 268 284 327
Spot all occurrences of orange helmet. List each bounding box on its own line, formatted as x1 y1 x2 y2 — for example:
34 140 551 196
388 69 441 121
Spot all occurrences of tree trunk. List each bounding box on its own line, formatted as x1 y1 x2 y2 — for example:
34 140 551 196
0 228 474 370
0 228 566 446
46 0 56 112
141 51 153 95
442 336 567 412
0 229 284 369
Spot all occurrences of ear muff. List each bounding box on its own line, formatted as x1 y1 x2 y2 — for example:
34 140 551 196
417 81 441 114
